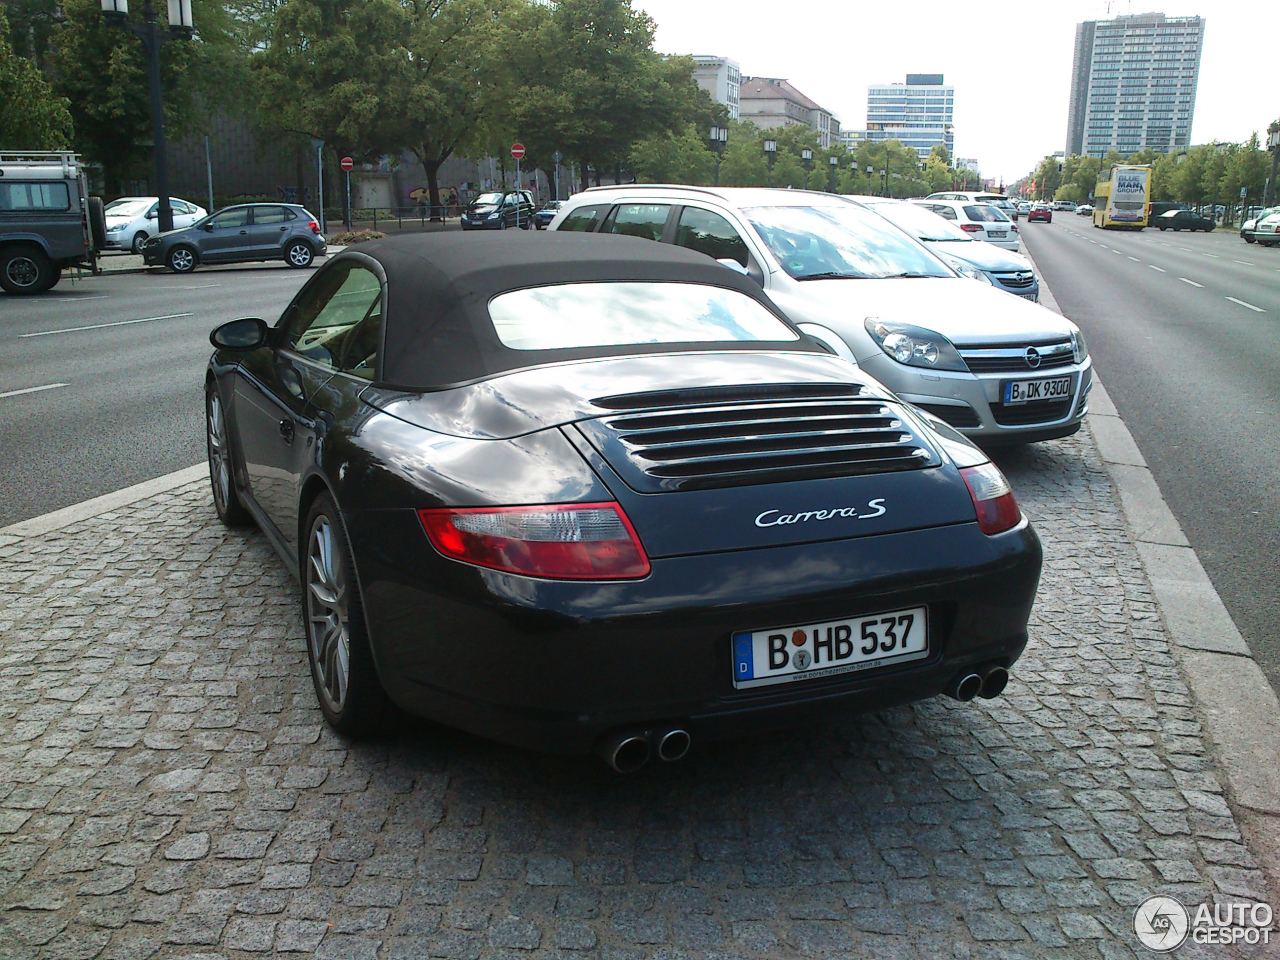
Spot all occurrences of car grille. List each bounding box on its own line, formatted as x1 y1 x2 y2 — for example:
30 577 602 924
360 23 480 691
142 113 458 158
993 271 1035 289
990 398 1073 426
958 339 1074 374
915 402 981 429
585 384 937 491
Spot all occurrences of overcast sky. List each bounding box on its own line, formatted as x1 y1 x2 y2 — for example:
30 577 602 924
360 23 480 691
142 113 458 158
638 0 1273 184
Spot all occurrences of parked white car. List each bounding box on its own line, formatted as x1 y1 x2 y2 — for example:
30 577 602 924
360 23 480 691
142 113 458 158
912 199 1020 251
103 196 207 254
548 186 1091 444
926 191 1020 221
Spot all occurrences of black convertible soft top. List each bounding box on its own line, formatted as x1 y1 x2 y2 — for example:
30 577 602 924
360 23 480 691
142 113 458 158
331 232 816 390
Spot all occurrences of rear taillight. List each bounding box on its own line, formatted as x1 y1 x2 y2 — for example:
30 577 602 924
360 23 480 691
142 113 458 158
960 223 984 233
309 220 320 234
419 502 650 579
959 464 1021 535
1010 223 1019 233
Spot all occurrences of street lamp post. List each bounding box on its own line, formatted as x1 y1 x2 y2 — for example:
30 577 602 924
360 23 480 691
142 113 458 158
101 0 193 234
801 148 813 190
829 154 839 193
709 126 728 187
763 139 777 187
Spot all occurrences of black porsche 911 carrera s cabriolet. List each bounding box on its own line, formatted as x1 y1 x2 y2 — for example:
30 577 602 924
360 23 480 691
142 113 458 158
206 232 1041 771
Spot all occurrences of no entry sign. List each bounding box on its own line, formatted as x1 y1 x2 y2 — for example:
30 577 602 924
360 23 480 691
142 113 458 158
340 156 354 172
510 143 525 161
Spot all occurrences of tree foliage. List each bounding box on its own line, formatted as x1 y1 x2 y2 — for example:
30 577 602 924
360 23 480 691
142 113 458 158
0 5 73 149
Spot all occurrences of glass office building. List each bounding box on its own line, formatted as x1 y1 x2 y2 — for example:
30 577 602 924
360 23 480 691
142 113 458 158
865 74 954 158
1065 13 1204 158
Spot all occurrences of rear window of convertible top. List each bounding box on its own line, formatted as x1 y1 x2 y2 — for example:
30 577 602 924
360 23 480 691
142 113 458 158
488 281 799 351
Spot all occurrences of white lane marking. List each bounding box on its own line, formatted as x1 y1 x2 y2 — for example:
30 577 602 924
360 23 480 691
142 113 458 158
1112 249 1123 255
1150 265 1167 272
153 283 221 289
1179 247 1192 252
57 295 110 302
1225 296 1266 313
1128 256 1140 261
1233 260 1255 266
1100 244 1109 248
1178 278 1204 287
19 312 195 338
0 382 68 399
1204 253 1220 259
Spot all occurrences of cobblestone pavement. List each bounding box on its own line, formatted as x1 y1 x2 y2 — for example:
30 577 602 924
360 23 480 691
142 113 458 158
0 428 1275 960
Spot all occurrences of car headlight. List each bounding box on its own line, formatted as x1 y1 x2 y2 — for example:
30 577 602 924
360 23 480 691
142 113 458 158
486 211 500 219
864 318 968 372
947 258 993 284
106 225 122 233
1070 328 1089 364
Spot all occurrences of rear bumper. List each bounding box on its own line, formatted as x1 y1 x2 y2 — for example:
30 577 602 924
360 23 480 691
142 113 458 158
348 511 1042 754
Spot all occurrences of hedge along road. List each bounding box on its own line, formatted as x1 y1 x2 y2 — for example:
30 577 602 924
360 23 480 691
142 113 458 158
0 266 315 528
1021 216 1280 694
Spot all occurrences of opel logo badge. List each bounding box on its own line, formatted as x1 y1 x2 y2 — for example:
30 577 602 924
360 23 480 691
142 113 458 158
1025 347 1041 368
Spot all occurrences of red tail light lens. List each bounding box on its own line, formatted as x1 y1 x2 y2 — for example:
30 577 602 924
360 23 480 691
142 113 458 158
309 220 321 234
1010 223 1019 232
419 502 650 579
959 464 1021 535
960 223 984 232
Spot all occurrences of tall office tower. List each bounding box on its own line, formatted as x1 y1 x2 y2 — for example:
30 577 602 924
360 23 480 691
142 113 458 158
865 74 954 158
1065 13 1204 158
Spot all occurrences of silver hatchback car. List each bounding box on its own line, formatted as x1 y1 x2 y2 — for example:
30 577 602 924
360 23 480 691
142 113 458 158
142 203 326 273
549 186 1091 444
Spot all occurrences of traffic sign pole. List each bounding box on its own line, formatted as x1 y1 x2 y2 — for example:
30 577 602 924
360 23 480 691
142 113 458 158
340 157 354 233
511 143 526 229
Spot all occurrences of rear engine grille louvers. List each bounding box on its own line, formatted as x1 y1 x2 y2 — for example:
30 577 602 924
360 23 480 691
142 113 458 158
586 384 936 492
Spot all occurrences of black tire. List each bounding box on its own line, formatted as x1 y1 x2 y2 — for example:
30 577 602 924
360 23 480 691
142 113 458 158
285 240 315 268
302 492 390 735
0 243 55 295
1245 236 1255 243
45 266 62 292
499 218 508 230
167 245 198 273
131 231 149 255
87 197 107 251
206 386 252 527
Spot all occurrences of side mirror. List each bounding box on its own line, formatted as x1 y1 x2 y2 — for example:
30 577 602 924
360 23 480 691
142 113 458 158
146 212 157 219
717 258 749 275
210 317 269 351
201 222 214 231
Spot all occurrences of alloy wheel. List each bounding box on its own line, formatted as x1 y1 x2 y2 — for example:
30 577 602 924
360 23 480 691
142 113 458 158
207 392 232 514
5 256 39 290
287 243 313 267
307 516 350 712
170 247 195 272
132 232 148 255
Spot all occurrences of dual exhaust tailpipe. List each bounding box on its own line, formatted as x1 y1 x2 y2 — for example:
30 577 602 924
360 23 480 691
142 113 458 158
947 663 1009 702
597 726 691 773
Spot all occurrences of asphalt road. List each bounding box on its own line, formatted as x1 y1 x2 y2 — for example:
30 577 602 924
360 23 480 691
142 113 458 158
0 263 315 527
1021 214 1280 692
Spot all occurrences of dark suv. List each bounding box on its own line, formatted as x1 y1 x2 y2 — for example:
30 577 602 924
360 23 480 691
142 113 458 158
143 203 326 273
0 151 104 295
460 190 536 230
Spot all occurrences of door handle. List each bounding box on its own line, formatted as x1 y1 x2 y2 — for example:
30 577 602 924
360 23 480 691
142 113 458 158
239 230 247 235
279 419 294 443
280 226 287 232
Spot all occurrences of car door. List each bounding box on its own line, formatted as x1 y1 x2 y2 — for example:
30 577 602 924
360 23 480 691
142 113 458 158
197 207 253 261
247 205 295 258
232 259 382 549
172 200 199 229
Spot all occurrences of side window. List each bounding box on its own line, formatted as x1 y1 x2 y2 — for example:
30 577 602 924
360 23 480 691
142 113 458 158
602 203 670 242
254 206 294 225
208 208 250 229
336 300 383 380
674 207 749 266
282 262 382 369
932 204 958 220
0 182 71 211
557 204 608 232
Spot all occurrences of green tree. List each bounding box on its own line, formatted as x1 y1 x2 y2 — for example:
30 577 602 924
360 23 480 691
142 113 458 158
631 123 714 184
253 0 410 181
0 6 73 149
716 120 768 186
